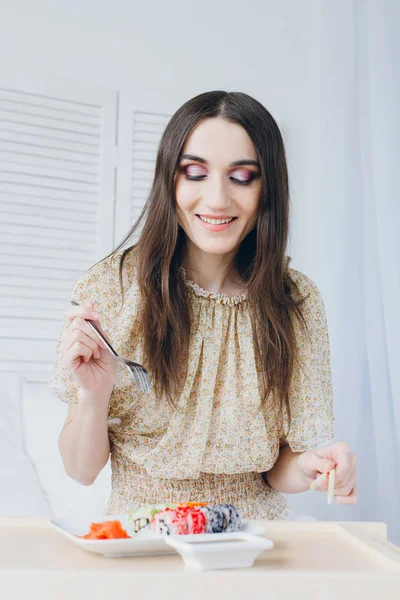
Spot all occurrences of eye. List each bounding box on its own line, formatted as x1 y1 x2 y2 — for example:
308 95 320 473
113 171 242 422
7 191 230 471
180 165 259 185
230 175 255 186
230 169 257 186
183 165 206 181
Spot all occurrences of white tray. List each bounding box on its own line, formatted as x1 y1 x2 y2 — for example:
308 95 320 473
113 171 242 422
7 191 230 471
49 514 267 558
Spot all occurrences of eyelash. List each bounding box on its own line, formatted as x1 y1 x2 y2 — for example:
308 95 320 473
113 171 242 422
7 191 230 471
184 173 256 186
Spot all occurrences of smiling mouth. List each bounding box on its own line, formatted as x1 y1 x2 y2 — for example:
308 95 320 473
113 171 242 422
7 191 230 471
196 215 238 225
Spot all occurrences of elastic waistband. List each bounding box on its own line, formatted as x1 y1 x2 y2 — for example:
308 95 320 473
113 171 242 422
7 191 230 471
107 446 290 520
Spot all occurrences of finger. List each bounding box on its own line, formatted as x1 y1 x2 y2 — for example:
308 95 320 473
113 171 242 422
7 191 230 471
318 473 330 491
334 463 357 494
334 466 358 498
64 341 94 367
318 472 356 497
311 454 336 477
335 483 358 504
66 302 100 322
64 326 103 357
83 300 100 317
313 441 350 461
70 336 101 361
334 479 356 497
310 471 329 491
86 319 112 346
70 318 108 348
331 451 354 486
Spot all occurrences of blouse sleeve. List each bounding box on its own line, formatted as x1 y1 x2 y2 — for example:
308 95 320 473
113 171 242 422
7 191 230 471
279 270 335 451
47 253 121 404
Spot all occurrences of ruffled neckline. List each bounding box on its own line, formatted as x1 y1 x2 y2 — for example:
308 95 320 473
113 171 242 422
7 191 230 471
179 266 248 307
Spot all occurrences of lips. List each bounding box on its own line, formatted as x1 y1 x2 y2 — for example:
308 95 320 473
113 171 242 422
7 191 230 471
196 215 238 220
196 215 238 224
195 214 238 232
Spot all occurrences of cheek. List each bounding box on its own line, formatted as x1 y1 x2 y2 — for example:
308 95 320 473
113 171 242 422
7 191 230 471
175 183 196 231
175 180 196 213
244 213 258 235
239 190 260 225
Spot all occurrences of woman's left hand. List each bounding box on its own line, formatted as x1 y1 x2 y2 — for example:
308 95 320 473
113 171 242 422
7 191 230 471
297 441 358 504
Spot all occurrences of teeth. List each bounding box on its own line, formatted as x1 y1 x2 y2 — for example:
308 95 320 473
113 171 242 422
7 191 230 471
199 216 235 225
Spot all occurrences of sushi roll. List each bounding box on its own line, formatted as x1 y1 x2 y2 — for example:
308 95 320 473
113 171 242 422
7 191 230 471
199 504 241 533
151 504 207 535
151 503 241 535
127 503 177 534
198 505 225 533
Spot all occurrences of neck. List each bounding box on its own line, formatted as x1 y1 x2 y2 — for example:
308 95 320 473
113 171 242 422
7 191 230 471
182 240 244 296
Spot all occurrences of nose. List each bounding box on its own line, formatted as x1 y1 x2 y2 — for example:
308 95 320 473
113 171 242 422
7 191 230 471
203 174 232 212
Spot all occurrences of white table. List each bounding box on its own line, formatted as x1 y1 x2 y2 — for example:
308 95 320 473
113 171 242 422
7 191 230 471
1 518 400 599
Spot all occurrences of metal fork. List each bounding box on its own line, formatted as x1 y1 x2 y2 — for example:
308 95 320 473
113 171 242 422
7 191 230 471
70 300 151 393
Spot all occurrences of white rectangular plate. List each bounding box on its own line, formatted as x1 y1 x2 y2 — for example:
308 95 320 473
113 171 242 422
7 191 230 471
49 514 267 558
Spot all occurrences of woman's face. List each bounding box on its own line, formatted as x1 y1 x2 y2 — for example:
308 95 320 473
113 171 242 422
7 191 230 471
175 117 262 257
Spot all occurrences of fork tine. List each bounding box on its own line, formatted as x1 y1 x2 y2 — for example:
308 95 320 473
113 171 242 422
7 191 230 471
141 368 151 393
132 365 143 392
136 365 148 393
133 365 148 393
124 360 151 393
137 367 146 392
127 364 142 391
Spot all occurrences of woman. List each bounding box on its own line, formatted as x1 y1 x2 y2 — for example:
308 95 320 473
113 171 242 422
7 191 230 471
49 90 358 520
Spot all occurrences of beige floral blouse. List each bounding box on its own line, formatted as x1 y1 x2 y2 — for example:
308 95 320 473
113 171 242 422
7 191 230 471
49 248 335 520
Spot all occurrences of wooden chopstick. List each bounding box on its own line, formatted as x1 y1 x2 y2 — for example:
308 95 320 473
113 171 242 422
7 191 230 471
310 468 336 504
327 468 336 504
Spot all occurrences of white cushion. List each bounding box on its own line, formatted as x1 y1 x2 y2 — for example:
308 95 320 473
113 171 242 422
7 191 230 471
22 382 111 518
0 454 50 517
0 374 50 516
0 374 111 518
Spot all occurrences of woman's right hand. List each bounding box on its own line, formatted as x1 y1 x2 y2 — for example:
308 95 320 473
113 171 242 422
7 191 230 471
61 300 118 398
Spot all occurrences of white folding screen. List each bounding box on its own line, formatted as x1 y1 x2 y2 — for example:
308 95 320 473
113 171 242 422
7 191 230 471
0 74 117 386
114 91 188 245
0 73 120 516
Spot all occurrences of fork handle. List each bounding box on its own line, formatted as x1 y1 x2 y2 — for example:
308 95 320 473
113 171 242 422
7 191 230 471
70 300 119 359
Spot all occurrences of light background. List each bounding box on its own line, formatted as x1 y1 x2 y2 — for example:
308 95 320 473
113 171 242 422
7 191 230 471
0 0 398 544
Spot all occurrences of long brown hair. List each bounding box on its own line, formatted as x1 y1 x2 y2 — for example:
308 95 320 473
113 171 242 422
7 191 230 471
97 91 311 420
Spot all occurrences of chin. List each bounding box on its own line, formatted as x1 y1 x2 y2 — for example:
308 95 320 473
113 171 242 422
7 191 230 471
193 238 239 255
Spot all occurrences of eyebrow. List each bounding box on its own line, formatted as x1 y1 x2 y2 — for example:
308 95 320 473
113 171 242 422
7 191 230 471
179 153 260 169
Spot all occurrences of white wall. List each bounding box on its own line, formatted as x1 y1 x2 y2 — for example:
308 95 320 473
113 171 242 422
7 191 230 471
0 1 316 97
0 0 322 260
